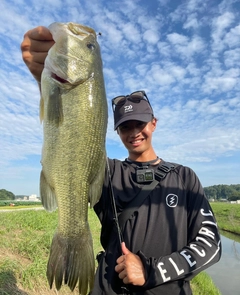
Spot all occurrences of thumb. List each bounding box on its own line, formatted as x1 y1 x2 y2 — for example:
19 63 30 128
121 242 130 255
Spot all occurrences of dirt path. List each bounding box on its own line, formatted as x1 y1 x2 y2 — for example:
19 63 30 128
0 207 44 213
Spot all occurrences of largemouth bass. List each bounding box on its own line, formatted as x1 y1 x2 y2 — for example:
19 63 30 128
40 22 107 295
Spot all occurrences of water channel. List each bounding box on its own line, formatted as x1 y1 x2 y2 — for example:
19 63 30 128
206 231 240 295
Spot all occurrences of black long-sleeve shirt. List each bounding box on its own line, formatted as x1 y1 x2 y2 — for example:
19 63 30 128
92 158 221 295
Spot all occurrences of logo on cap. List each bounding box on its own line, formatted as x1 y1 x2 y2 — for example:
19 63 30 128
124 105 133 113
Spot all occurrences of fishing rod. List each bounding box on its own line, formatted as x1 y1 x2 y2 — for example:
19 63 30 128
106 158 123 249
106 157 130 295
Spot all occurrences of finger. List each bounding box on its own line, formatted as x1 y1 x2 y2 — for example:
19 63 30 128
115 262 125 273
118 269 127 280
27 62 45 83
28 40 54 53
21 37 54 55
26 26 53 41
21 26 54 55
121 242 130 255
21 51 46 82
116 256 124 264
123 276 130 285
22 51 46 65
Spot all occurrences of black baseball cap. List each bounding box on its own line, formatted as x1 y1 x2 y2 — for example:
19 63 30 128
112 90 154 130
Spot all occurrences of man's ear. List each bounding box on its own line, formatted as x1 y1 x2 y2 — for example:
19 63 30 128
152 117 157 131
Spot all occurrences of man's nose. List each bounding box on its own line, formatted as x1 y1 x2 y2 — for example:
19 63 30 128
129 127 140 137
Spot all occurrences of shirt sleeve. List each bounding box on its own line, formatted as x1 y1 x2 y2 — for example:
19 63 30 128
137 166 222 289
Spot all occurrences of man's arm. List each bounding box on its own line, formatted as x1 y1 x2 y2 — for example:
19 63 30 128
116 200 221 289
115 168 221 289
138 205 221 289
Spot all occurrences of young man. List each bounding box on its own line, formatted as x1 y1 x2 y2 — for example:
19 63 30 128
21 27 221 295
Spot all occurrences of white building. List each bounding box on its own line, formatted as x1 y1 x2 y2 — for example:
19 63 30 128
29 194 38 201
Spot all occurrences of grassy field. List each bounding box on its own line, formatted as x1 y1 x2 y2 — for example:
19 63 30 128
0 207 221 295
211 202 240 235
0 208 101 295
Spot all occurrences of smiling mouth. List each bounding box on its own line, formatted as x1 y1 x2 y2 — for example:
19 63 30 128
130 139 143 145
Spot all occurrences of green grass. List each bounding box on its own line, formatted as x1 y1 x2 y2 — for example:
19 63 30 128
0 210 57 293
0 205 43 210
0 208 102 295
0 208 221 294
191 272 221 295
211 202 240 234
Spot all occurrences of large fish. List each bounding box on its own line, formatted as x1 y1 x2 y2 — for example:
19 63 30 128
40 22 107 294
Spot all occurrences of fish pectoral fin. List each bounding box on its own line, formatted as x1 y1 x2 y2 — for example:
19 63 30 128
89 153 106 208
47 86 63 126
40 171 58 212
40 96 44 123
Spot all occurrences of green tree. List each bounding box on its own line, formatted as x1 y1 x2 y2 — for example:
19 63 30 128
220 185 234 199
0 189 15 200
204 187 217 199
204 184 240 200
228 191 240 202
231 184 240 192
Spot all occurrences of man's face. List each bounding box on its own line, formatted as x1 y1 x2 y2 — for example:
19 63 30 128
117 119 156 156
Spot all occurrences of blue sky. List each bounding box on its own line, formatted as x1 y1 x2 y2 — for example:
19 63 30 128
0 0 240 196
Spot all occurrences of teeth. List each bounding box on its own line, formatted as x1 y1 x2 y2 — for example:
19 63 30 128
132 140 142 144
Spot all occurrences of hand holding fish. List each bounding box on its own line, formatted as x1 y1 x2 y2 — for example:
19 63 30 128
115 242 146 286
21 26 54 83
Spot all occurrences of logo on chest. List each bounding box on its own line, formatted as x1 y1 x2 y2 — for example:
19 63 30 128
166 194 178 207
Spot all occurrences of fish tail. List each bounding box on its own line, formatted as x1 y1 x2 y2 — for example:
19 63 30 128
47 225 95 295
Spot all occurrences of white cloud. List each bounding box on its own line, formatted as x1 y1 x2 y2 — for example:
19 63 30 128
121 22 141 43
148 64 175 86
135 64 149 76
214 11 235 37
183 13 199 30
203 67 239 93
224 48 240 67
143 29 160 44
157 0 169 6
167 32 189 44
167 33 205 59
224 24 240 48
211 11 235 53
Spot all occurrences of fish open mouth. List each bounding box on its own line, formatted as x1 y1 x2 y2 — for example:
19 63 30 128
51 73 68 84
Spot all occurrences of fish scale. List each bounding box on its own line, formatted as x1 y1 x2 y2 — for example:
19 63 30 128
40 22 107 294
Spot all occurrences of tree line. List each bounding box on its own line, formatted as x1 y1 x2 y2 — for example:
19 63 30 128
1 184 240 202
0 189 15 200
204 184 240 201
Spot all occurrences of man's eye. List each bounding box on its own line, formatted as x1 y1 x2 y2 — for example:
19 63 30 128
119 125 128 131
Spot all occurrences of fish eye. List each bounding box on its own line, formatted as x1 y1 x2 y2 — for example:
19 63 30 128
87 43 95 50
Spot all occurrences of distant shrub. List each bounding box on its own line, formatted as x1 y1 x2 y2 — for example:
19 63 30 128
0 201 42 207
